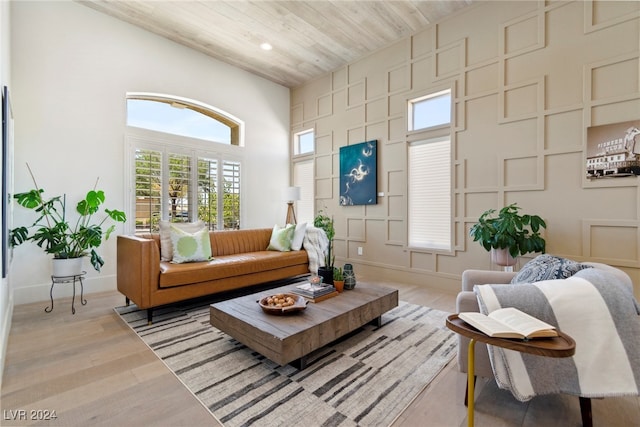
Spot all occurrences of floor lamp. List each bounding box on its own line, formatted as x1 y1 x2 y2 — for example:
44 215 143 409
283 186 301 225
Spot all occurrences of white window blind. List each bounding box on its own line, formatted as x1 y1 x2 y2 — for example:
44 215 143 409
408 137 451 250
293 160 314 224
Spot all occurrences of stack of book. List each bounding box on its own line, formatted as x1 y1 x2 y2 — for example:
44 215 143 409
292 282 337 301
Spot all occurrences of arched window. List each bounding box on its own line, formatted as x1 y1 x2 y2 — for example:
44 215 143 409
127 93 243 145
125 93 244 233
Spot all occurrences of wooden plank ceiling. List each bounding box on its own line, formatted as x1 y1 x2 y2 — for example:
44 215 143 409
79 0 474 88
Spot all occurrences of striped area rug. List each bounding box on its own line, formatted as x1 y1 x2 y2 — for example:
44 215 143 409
115 297 456 427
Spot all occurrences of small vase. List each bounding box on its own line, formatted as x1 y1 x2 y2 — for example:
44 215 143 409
334 280 344 293
343 263 356 290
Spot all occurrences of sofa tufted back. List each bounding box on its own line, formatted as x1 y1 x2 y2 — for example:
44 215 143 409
137 228 274 258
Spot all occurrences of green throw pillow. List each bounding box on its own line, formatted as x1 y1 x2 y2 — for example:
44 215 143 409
159 220 205 261
169 225 212 263
267 224 295 251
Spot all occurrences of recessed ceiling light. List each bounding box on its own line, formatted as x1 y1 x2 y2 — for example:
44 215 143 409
260 42 273 51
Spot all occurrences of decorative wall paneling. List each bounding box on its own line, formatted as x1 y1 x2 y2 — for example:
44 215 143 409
291 1 640 295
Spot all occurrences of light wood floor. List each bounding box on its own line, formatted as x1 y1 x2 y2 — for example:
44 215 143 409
2 279 639 426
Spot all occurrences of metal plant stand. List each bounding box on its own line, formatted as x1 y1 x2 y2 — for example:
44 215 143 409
46 271 87 314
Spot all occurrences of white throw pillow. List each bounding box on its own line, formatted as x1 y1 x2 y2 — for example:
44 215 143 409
290 222 307 251
169 225 212 264
159 220 205 261
267 224 295 251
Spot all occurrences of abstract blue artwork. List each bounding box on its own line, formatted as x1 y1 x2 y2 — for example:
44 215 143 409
339 140 377 206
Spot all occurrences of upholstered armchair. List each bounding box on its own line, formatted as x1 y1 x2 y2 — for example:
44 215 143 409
456 260 636 426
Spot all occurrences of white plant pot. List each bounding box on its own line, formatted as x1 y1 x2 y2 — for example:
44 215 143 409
491 248 517 267
52 257 84 277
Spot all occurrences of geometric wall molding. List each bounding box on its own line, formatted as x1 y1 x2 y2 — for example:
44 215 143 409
582 220 640 267
503 155 543 190
501 7 545 58
434 40 465 81
500 77 543 123
386 219 405 246
317 93 332 118
291 0 640 293
584 0 640 34
587 53 639 103
291 103 304 127
347 80 365 108
346 217 366 241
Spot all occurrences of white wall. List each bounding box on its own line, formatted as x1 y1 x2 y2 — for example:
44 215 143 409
10 1 291 305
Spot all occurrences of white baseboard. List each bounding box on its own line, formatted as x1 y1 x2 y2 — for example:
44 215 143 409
12 275 117 305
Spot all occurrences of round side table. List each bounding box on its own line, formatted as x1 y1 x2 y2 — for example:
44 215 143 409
46 271 87 314
446 314 576 427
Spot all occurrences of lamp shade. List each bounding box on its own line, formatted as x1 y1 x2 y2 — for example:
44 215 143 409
282 186 301 202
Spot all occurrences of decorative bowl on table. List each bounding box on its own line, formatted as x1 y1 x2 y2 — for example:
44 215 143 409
258 293 307 315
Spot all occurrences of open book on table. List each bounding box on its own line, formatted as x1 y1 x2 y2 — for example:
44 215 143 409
458 307 558 339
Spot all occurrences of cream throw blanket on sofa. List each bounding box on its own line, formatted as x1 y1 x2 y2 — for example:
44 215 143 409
474 268 640 401
302 226 328 274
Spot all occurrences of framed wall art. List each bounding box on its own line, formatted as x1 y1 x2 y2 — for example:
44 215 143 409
339 140 377 206
586 120 640 179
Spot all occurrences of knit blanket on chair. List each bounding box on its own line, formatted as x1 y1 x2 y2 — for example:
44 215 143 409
474 268 640 401
302 226 328 274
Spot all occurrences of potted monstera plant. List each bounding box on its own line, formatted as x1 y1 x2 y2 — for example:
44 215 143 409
10 165 127 276
469 203 546 267
314 209 335 285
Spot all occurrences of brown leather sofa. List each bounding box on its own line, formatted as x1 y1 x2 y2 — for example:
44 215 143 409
117 228 309 323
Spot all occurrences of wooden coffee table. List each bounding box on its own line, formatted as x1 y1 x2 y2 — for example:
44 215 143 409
209 282 398 369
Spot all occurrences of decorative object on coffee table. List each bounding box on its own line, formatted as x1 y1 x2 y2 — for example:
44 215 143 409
314 209 335 285
343 263 356 289
258 293 307 315
333 266 344 292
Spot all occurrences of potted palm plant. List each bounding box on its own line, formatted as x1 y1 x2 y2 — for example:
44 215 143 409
314 209 335 285
469 203 546 266
10 164 127 275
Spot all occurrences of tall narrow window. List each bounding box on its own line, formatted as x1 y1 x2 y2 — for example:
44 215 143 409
293 160 314 224
407 88 452 251
408 138 451 250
